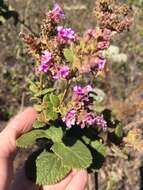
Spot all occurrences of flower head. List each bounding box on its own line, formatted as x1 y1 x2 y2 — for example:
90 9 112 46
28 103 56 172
73 86 85 95
94 115 107 129
103 28 112 41
41 50 52 64
47 3 64 23
37 63 51 73
37 50 53 73
73 85 93 96
84 28 102 41
77 111 95 128
97 41 110 50
63 109 76 128
53 65 70 79
95 58 106 71
57 26 76 43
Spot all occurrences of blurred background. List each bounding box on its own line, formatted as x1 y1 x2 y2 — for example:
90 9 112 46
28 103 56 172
0 0 143 189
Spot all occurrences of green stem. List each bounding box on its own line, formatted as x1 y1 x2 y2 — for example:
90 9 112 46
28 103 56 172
60 80 70 104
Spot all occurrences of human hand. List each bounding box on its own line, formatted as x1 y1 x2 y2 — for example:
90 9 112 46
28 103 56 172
0 107 88 190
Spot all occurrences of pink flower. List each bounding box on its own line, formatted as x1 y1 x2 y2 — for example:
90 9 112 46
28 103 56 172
84 85 93 93
94 115 107 129
84 28 102 40
103 28 112 41
57 26 76 43
37 63 51 72
73 85 93 96
63 109 76 128
47 3 64 23
97 41 110 50
76 111 95 128
41 50 52 64
95 58 106 71
53 65 70 79
73 86 85 95
37 50 53 73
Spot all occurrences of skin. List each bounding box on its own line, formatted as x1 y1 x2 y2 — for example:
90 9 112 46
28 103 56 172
0 107 88 190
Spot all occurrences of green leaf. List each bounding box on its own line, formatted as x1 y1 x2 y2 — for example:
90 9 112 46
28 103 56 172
36 151 71 185
91 140 107 157
52 140 92 169
33 120 45 129
29 84 39 93
115 123 123 138
82 136 91 145
35 88 54 97
16 130 48 148
43 94 50 103
50 94 60 107
45 127 63 142
89 88 106 103
43 110 58 121
28 80 39 93
63 48 74 63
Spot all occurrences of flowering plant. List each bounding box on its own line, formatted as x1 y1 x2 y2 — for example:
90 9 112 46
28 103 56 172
16 0 132 186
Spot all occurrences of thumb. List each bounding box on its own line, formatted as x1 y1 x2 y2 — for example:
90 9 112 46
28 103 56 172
0 107 37 158
0 107 36 190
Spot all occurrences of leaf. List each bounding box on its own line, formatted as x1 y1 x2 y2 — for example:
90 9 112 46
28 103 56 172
45 126 63 142
36 151 71 185
33 120 45 129
115 123 123 138
29 84 39 93
91 140 107 157
50 94 60 107
82 136 91 145
89 88 106 103
52 140 92 169
35 88 54 97
43 94 50 103
16 130 48 148
43 110 58 121
28 80 39 93
63 48 74 63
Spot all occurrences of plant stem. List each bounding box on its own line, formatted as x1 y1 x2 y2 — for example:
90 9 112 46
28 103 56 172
95 172 98 190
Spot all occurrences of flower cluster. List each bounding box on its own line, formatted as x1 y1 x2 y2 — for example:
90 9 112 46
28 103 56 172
79 27 112 73
47 3 65 23
35 5 77 79
94 0 133 32
53 65 70 79
63 85 107 129
18 1 133 185
37 49 70 79
20 2 132 131
37 50 53 73
57 26 77 44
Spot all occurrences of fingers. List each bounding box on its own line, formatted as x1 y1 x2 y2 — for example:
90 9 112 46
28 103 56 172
42 171 75 190
66 170 88 190
0 107 36 190
43 170 87 190
0 107 37 158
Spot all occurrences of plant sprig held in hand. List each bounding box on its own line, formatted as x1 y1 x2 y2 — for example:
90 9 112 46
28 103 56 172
17 0 132 186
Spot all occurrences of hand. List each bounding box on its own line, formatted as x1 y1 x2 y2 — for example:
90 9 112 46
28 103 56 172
0 107 88 190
